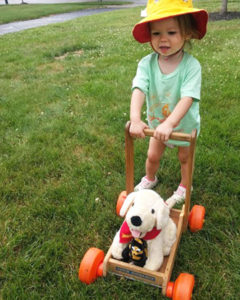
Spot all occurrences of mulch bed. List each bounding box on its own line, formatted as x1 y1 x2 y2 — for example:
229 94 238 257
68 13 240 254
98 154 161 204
209 11 240 21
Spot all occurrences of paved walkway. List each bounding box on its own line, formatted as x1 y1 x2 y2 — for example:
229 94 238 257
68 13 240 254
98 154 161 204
1 0 145 3
0 0 146 35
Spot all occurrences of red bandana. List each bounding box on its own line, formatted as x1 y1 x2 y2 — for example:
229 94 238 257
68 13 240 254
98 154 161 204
119 220 161 244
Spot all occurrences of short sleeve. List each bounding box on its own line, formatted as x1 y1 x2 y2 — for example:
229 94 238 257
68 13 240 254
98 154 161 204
132 57 150 95
181 58 202 101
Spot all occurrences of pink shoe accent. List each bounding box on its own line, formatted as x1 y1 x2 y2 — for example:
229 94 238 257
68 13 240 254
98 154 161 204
175 185 186 197
179 183 187 189
145 176 157 182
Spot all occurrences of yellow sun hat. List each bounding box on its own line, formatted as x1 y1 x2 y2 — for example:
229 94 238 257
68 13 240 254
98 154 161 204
133 0 208 43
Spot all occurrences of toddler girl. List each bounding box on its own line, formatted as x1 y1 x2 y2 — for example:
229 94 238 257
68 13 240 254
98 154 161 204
130 0 208 202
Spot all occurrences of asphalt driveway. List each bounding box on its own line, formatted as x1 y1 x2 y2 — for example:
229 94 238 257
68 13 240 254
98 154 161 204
0 0 147 35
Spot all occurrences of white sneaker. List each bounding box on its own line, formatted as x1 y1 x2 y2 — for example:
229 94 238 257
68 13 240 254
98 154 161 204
167 185 193 204
134 176 158 192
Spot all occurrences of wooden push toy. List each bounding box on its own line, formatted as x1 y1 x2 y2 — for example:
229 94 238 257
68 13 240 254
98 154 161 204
79 122 205 299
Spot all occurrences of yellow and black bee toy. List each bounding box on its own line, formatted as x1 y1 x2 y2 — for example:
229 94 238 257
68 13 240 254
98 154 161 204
122 238 148 267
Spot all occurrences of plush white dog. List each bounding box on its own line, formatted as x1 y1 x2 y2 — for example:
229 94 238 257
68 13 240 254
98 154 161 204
111 189 177 271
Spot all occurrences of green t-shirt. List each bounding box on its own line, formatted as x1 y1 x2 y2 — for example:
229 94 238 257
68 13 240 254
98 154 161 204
132 52 201 146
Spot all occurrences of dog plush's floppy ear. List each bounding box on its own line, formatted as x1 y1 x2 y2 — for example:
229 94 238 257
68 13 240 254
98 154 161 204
156 202 170 230
120 192 136 217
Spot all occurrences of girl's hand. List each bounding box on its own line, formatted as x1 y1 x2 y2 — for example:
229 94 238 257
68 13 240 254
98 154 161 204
154 122 173 141
153 97 192 141
129 121 149 138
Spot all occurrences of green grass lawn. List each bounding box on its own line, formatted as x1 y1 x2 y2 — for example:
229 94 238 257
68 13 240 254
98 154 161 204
0 1 240 299
0 1 131 24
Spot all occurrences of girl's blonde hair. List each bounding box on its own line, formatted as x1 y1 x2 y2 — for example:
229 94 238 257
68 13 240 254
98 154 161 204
175 14 199 40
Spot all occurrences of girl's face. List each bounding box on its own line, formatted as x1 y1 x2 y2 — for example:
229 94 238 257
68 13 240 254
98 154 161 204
150 18 185 57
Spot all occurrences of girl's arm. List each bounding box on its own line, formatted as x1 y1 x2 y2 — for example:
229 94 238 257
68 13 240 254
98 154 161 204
154 97 193 141
129 88 149 138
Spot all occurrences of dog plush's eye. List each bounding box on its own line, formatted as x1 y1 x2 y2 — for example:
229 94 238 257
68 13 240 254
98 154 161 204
132 202 134 207
151 209 155 214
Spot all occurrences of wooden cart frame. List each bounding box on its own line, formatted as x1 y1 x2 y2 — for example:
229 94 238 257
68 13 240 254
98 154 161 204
102 122 197 295
79 122 205 299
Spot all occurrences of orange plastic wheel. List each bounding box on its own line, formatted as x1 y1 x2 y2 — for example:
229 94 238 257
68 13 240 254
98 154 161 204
166 281 174 298
116 191 127 216
78 248 104 284
188 205 205 233
172 273 195 300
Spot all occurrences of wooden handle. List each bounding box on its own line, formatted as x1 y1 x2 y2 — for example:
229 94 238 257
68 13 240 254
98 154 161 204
143 128 192 142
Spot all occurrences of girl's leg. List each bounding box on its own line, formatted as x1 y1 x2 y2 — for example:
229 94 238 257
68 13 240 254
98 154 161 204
146 137 166 180
134 138 166 191
178 146 190 187
166 146 190 204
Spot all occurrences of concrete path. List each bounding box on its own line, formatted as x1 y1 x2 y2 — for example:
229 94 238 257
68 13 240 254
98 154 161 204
1 0 145 4
0 1 146 35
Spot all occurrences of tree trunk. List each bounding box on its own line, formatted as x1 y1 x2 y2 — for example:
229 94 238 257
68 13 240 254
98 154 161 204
220 0 228 15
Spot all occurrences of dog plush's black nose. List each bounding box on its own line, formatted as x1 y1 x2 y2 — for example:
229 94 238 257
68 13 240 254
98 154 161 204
131 216 142 226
